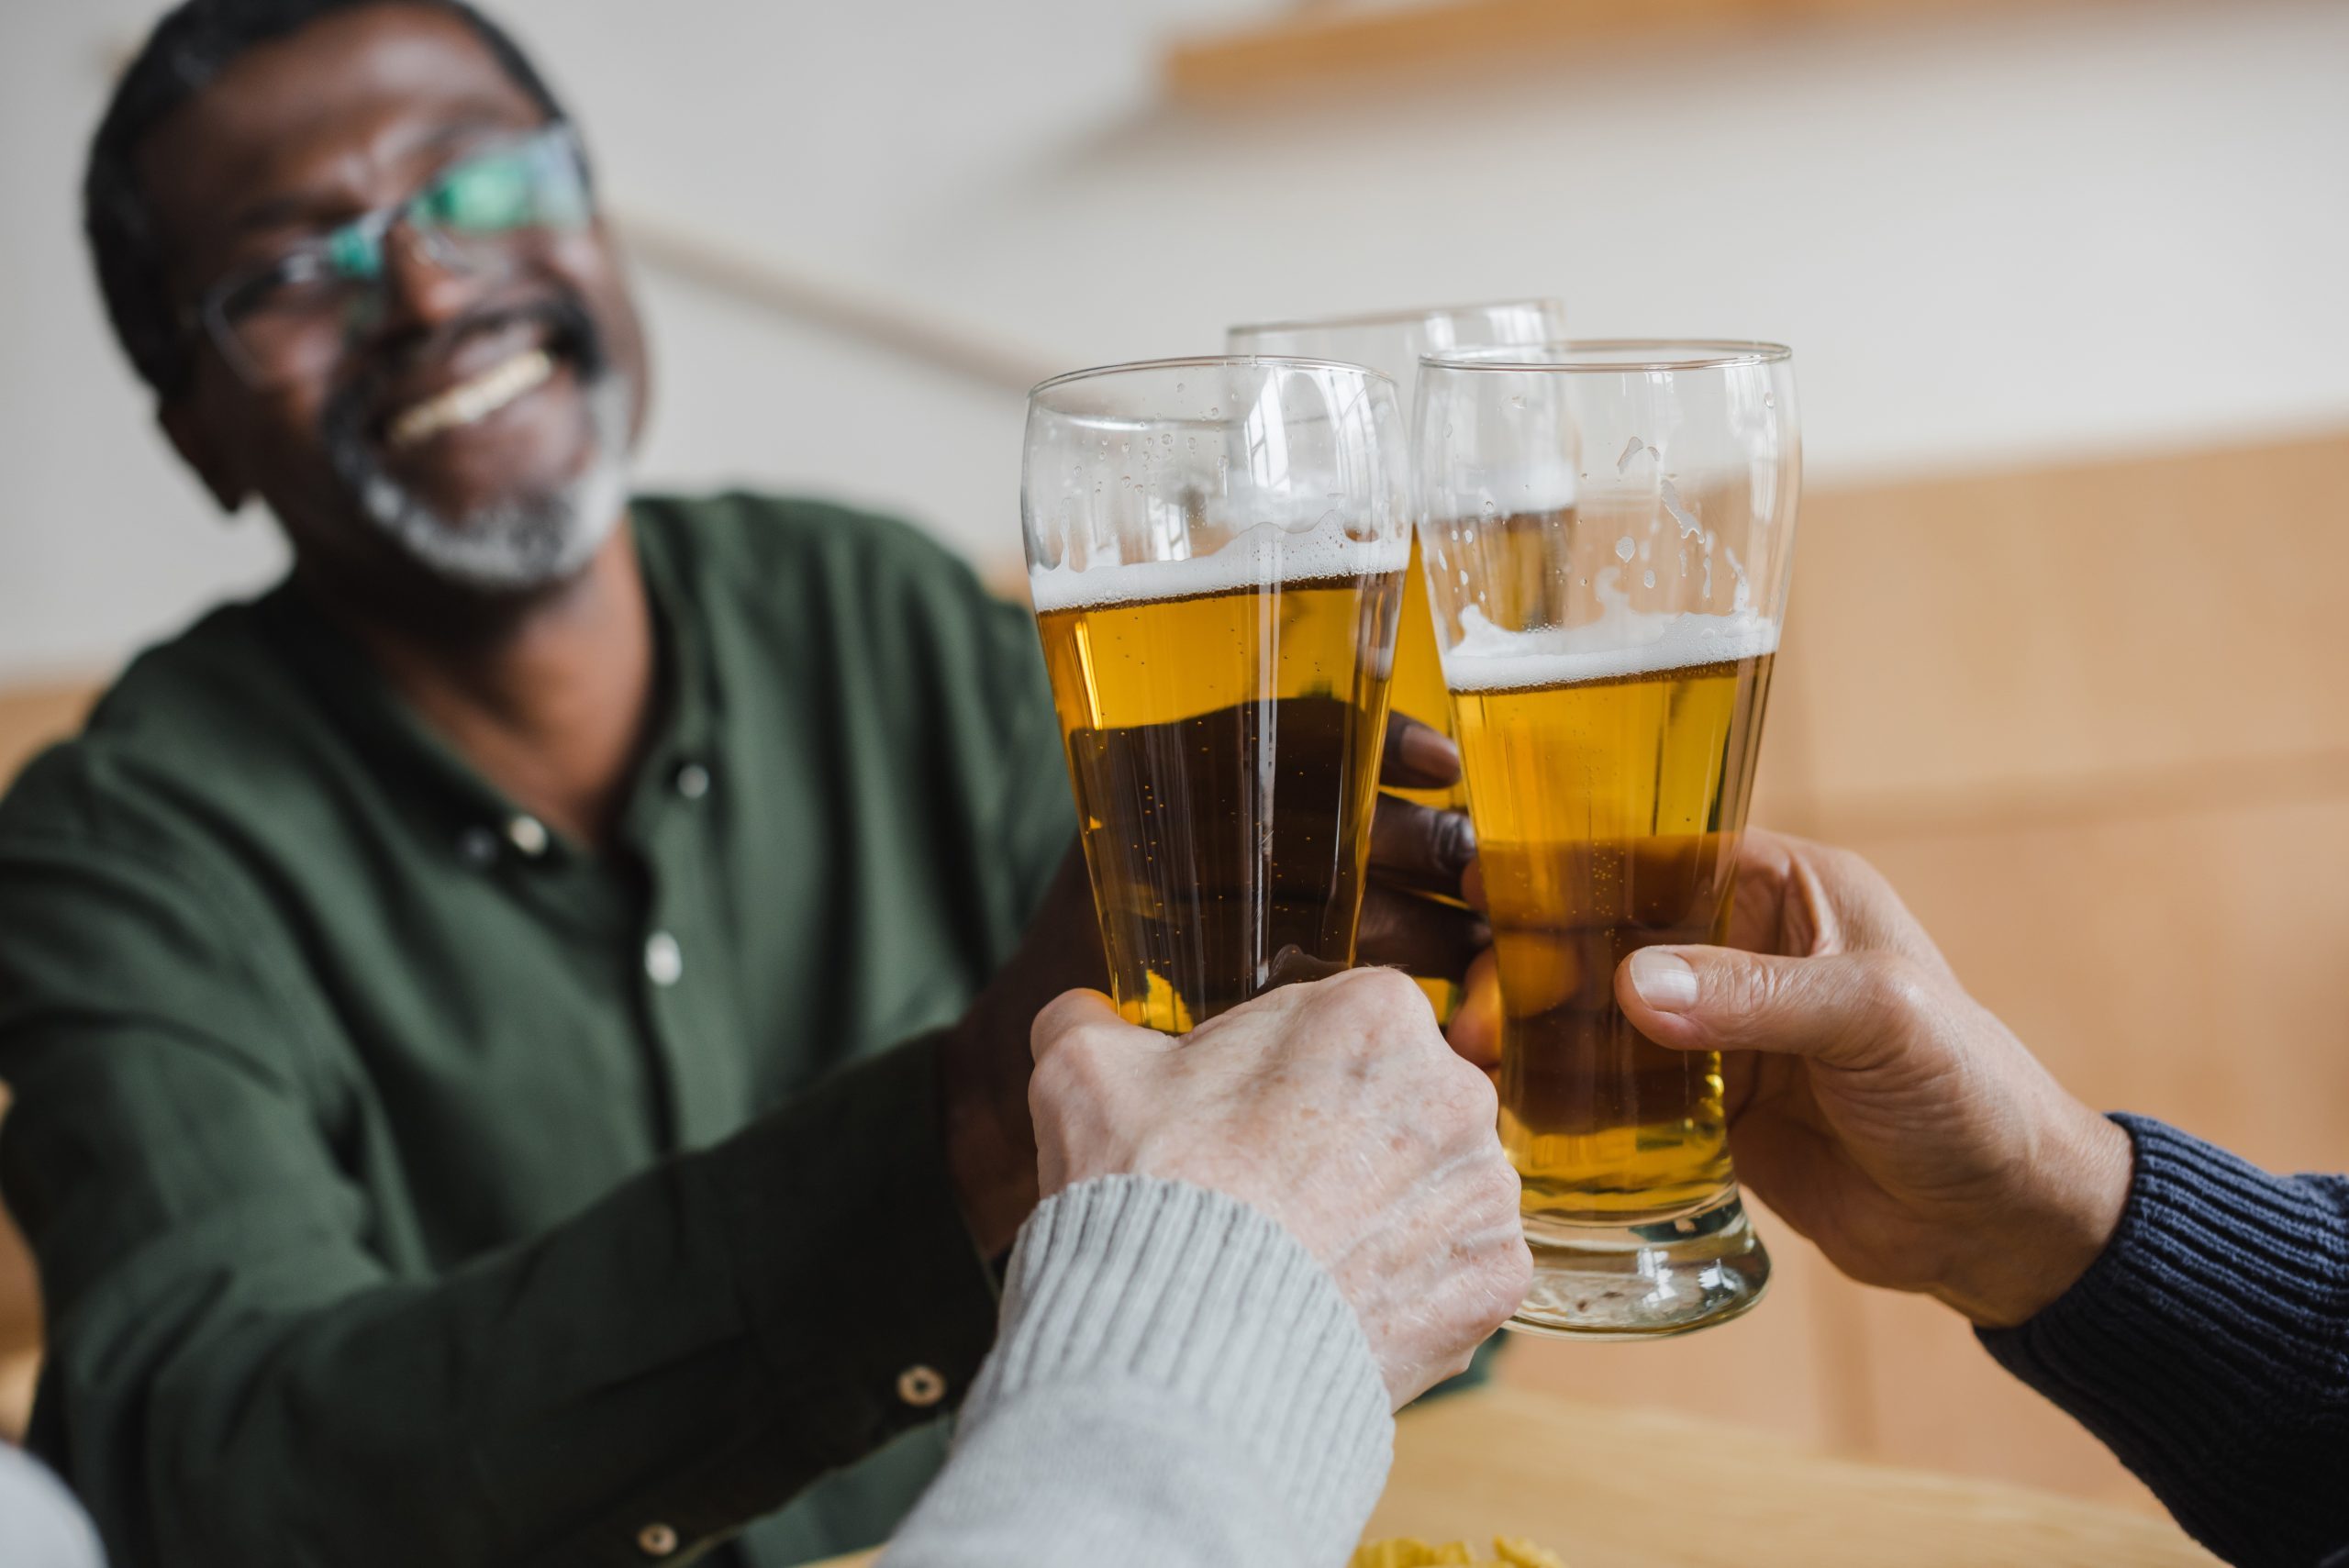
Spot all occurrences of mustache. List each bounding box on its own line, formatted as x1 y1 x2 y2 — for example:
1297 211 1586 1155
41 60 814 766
320 289 607 457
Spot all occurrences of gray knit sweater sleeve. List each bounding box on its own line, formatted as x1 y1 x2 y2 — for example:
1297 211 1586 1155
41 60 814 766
878 1174 1395 1568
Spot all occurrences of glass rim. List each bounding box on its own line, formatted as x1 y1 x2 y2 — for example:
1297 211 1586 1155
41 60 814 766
1225 297 1567 339
1421 338 1793 373
1027 353 1397 405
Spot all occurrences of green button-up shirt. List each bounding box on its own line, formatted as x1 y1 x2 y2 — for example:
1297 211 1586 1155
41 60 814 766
0 495 1075 1567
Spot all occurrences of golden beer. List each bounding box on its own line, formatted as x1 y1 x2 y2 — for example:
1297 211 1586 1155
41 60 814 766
1037 566 1404 1032
1385 539 1459 810
1451 643 1776 1224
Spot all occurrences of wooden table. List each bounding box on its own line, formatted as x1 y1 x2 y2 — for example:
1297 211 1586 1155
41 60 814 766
812 1385 2217 1566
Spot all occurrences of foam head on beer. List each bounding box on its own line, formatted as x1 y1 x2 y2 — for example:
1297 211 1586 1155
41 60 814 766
1439 591 1779 694
1028 503 1409 613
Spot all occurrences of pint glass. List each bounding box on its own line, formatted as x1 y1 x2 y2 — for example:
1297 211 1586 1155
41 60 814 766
1227 303 1565 814
1416 340 1799 1336
1023 357 1411 1032
1230 304 1566 1022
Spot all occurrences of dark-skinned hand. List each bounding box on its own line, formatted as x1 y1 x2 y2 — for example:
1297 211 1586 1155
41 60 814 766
1447 828 2132 1329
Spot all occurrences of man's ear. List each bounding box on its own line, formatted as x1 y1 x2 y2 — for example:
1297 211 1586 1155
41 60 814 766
159 397 250 515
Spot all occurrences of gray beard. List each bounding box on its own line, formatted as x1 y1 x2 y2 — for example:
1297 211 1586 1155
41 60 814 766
346 372 634 595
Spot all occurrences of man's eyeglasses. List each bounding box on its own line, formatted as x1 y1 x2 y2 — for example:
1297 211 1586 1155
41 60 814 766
184 123 594 390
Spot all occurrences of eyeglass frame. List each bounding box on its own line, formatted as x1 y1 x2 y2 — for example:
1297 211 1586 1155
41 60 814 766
176 120 595 390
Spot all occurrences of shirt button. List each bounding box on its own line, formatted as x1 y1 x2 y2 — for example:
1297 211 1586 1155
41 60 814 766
506 815 550 857
644 931 684 986
896 1364 947 1407
674 762 711 801
636 1522 680 1557
458 827 499 869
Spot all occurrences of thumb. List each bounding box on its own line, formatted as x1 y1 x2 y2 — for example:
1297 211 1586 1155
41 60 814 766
1617 945 1914 1070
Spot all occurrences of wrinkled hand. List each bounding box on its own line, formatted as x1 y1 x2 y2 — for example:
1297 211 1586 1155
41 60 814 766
944 718 1482 1258
1584 829 2132 1328
1030 970 1531 1405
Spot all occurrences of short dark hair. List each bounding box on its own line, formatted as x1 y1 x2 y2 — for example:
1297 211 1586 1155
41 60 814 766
85 0 570 400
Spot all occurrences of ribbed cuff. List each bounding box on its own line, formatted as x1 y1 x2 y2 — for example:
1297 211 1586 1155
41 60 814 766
968 1175 1394 1560
1979 1114 2349 1568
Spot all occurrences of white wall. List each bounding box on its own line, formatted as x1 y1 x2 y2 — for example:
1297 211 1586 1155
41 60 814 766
4 0 2347 678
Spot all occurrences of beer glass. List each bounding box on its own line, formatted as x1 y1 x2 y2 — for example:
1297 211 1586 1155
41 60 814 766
1416 340 1799 1336
1226 303 1565 813
1023 357 1411 1032
1230 304 1566 1021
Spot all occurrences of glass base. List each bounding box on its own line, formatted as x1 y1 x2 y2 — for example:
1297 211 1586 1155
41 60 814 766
1504 1186 1770 1340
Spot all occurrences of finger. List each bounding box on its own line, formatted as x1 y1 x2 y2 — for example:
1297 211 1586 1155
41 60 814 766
1030 987 1142 1063
1357 887 1488 982
1323 964 1445 1048
1614 945 1920 1071
1368 796 1476 897
1380 714 1463 789
1737 829 1948 970
1445 948 1503 1070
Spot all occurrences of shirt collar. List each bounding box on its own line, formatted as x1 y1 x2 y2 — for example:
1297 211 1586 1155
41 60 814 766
252 505 720 873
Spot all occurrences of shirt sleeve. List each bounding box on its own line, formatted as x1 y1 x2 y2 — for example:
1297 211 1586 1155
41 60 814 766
880 1176 1394 1568
1976 1114 2349 1568
974 584 1082 930
779 494 1076 937
0 835 999 1568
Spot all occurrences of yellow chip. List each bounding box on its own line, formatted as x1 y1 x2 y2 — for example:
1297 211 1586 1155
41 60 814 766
1349 1541 1444 1568
1353 1537 1565 1568
1353 1540 1479 1567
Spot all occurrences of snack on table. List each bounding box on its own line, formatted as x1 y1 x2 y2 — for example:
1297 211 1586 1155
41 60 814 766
1351 1536 1567 1568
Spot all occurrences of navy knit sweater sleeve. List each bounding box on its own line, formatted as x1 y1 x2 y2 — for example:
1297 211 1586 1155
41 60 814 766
1977 1114 2349 1568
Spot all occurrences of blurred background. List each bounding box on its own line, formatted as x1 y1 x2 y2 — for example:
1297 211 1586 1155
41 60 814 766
4 0 2347 1520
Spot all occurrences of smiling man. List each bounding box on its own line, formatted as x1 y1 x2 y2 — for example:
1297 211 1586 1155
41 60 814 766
0 4 1483 1566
